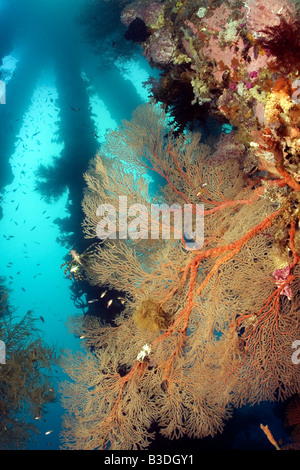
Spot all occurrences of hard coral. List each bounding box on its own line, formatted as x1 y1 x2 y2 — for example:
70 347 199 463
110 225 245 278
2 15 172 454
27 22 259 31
121 2 165 30
143 28 176 66
120 3 144 27
143 2 165 29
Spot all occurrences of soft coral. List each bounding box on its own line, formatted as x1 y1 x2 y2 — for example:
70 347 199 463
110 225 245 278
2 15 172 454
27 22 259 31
257 16 300 74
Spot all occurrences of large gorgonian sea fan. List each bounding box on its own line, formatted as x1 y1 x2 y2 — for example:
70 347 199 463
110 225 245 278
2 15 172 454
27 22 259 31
60 103 300 450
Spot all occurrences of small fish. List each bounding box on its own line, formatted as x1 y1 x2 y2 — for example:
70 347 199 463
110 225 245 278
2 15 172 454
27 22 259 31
21 287 26 292
100 291 107 298
39 316 45 323
30 226 36 231
107 299 113 308
70 106 80 112
45 430 53 435
79 335 86 340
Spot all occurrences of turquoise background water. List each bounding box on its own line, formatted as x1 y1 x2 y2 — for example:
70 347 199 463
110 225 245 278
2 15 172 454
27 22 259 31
0 0 156 449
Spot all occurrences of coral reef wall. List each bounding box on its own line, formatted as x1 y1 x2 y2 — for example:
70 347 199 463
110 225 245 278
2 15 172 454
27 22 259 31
60 0 300 450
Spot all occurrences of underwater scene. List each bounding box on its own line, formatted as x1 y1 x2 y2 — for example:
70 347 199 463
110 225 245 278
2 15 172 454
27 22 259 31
1 0 300 454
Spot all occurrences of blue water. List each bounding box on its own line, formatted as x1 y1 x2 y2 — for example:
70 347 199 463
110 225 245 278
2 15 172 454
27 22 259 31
0 0 157 450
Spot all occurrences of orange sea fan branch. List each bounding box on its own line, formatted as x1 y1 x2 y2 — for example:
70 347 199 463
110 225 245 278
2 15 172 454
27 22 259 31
156 210 280 379
260 424 281 450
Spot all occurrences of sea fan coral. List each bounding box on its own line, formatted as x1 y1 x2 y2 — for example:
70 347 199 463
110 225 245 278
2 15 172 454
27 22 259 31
61 103 300 450
133 298 170 332
60 0 300 452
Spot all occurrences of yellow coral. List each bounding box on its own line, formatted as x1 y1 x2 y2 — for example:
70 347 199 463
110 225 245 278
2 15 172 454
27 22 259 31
173 52 191 64
172 1 183 13
191 76 211 105
272 248 290 270
249 85 268 105
264 90 295 124
148 10 165 30
133 298 170 332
